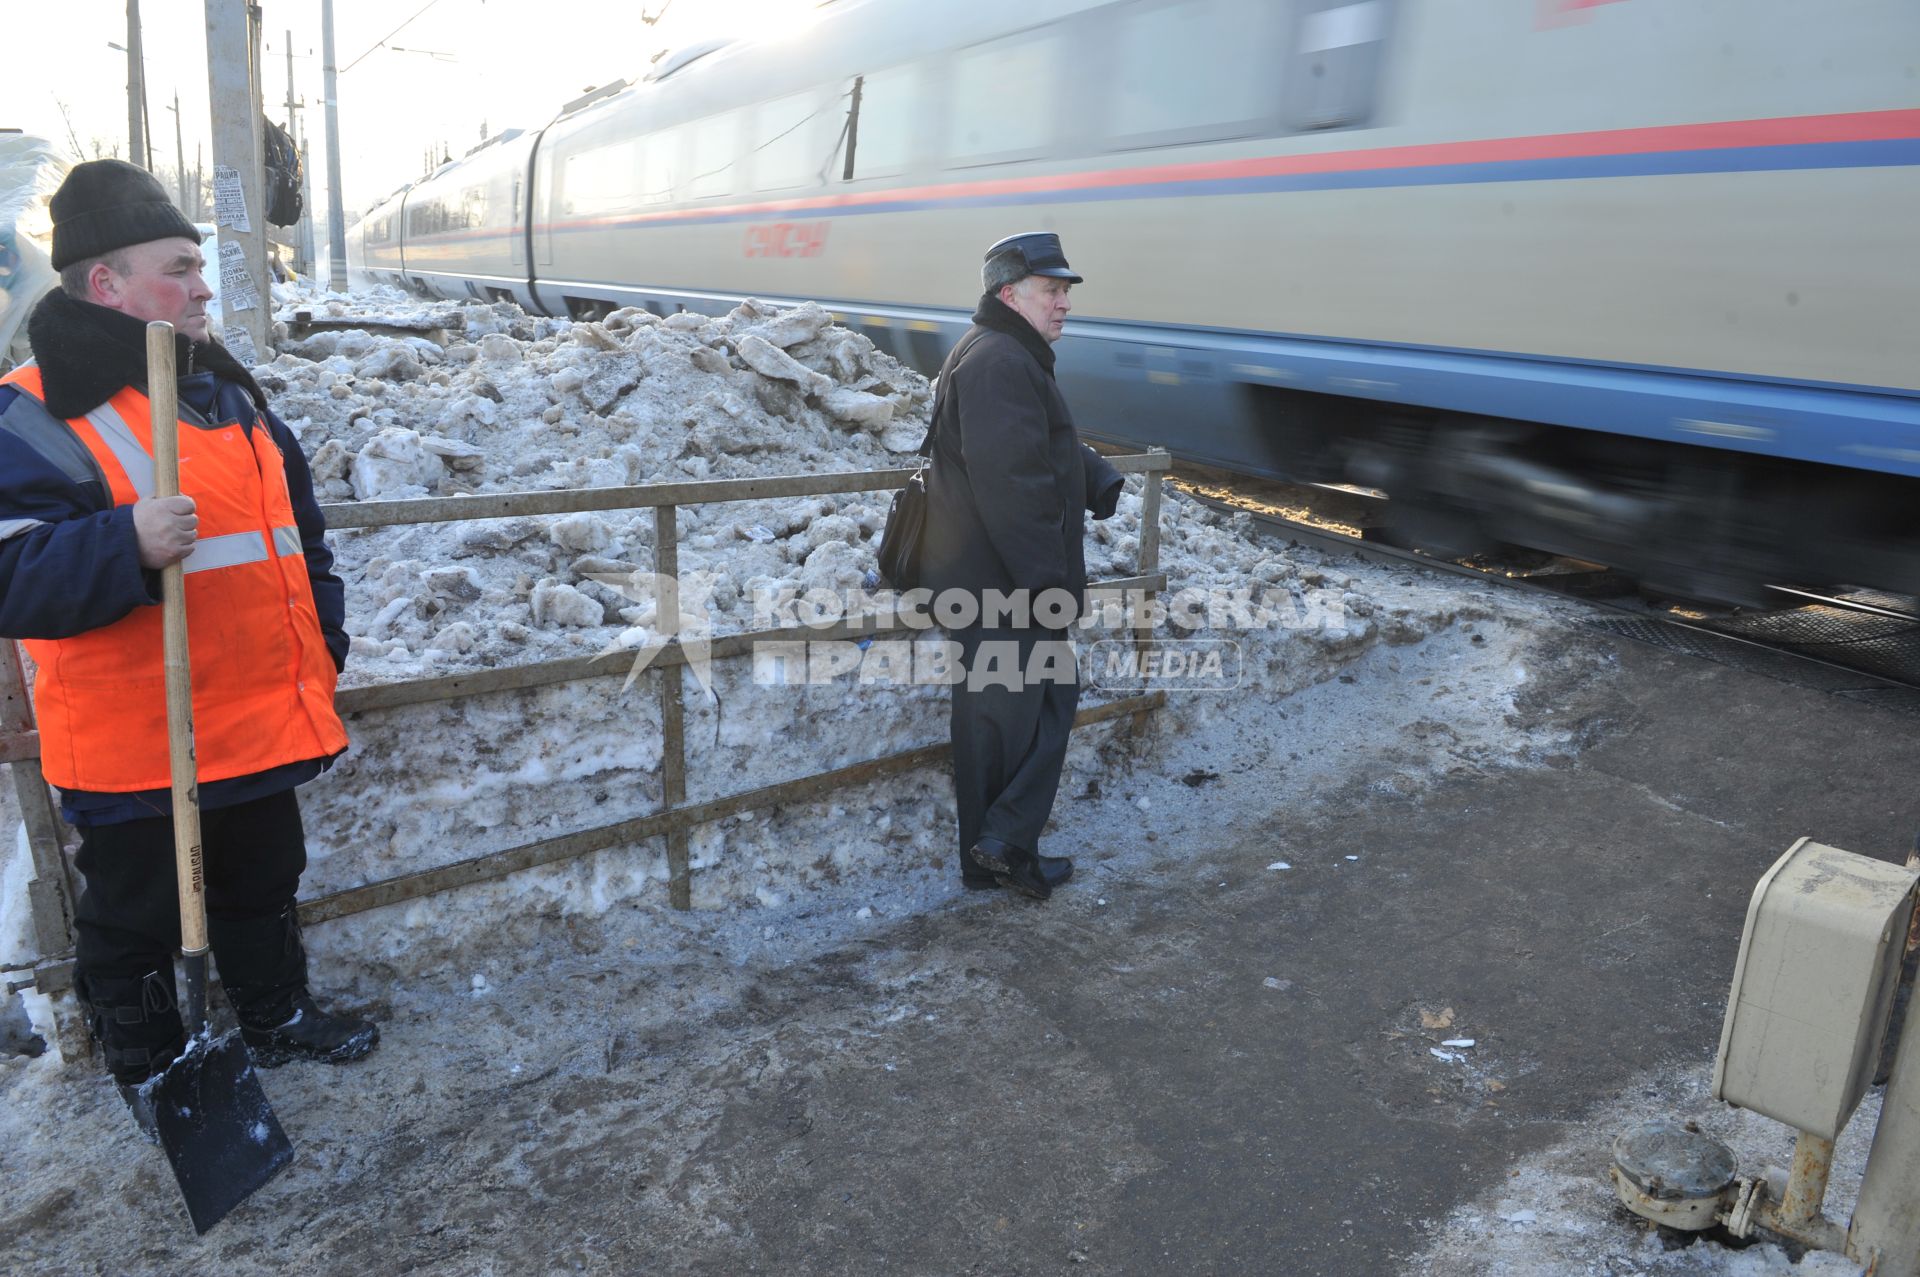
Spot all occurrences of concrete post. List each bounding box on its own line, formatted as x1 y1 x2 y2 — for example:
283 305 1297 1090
126 0 150 168
321 0 349 291
1848 962 1920 1274
204 0 272 363
250 3 271 293
170 91 187 211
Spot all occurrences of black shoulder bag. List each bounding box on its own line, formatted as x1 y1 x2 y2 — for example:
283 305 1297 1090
875 333 977 591
875 458 930 591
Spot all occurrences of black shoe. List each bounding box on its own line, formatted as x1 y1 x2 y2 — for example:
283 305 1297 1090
240 993 380 1068
963 854 1073 891
967 839 1051 901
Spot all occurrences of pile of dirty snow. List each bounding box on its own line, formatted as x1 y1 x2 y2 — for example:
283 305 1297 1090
4 282 1566 1000
228 286 1418 960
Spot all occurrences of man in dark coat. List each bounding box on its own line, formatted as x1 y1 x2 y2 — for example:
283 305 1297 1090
920 231 1123 900
0 160 377 1130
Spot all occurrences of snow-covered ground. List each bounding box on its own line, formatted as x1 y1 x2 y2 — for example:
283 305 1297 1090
233 283 1420 964
1410 1065 1876 1277
0 283 1881 1272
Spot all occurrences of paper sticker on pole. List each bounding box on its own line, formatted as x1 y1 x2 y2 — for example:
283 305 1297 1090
217 241 260 312
212 165 251 232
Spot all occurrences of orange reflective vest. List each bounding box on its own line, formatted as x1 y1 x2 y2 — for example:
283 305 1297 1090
0 365 348 792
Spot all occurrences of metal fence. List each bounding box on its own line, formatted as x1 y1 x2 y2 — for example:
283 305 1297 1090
3 450 1171 1062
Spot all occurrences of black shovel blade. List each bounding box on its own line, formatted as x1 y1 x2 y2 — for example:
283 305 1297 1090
148 1031 294 1233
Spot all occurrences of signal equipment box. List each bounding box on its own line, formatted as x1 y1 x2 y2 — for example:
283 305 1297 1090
1713 838 1918 1140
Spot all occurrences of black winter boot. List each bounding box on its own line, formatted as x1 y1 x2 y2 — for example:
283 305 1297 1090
78 969 185 1142
239 992 380 1067
79 969 186 1085
213 907 378 1067
209 906 308 1029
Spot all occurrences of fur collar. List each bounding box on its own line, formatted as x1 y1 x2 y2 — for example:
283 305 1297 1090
972 290 1057 376
25 289 267 419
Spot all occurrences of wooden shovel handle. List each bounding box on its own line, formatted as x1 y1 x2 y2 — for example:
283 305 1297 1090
146 321 208 958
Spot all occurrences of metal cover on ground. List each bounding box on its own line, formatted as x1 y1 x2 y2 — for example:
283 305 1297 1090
1612 1119 1737 1199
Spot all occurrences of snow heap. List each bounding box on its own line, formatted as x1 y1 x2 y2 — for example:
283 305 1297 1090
187 286 1441 968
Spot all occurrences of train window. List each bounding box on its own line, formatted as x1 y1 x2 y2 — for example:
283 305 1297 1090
565 140 641 217
1284 0 1392 130
846 62 922 180
751 90 829 192
408 202 447 237
640 130 681 205
946 27 1061 167
689 112 741 199
1105 0 1282 148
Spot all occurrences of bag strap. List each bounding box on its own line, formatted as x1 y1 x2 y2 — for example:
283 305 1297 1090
917 327 990 458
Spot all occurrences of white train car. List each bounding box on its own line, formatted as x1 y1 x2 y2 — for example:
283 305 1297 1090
348 0 1920 600
345 191 408 290
391 130 540 309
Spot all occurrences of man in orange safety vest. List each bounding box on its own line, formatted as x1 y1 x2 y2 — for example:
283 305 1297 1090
0 160 377 1130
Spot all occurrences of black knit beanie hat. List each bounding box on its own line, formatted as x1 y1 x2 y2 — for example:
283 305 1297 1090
50 159 203 271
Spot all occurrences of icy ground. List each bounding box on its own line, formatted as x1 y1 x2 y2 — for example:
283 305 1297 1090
0 283 1878 1272
1409 1066 1876 1277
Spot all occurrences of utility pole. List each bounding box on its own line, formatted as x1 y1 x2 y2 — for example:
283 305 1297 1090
167 92 188 213
205 0 271 363
283 29 312 276
126 0 151 169
250 3 272 289
321 0 349 291
297 136 317 278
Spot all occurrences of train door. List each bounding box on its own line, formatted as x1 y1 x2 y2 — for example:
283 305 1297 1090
510 169 525 269
532 149 555 268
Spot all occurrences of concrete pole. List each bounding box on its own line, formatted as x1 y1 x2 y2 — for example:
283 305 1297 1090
250 3 271 289
297 140 317 279
126 0 150 168
284 29 312 277
170 91 187 212
1848 965 1920 1272
204 0 271 363
321 0 349 291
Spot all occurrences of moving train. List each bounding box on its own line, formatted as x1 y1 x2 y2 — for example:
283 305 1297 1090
346 0 1920 605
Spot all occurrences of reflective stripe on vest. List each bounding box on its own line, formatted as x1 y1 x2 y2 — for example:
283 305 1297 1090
83 402 155 501
82 400 304 573
0 364 348 792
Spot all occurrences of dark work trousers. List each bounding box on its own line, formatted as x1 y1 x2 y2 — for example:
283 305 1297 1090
73 789 308 988
948 625 1080 866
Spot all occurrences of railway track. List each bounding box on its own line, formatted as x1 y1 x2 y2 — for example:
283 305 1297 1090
1169 463 1920 716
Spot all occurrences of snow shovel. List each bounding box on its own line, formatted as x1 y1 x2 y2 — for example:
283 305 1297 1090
142 318 294 1233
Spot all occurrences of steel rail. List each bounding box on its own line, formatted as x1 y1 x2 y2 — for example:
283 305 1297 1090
1180 482 1920 696
1761 585 1920 623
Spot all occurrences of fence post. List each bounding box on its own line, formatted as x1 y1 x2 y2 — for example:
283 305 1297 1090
1130 450 1167 737
654 505 692 910
0 641 92 1064
0 644 76 957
